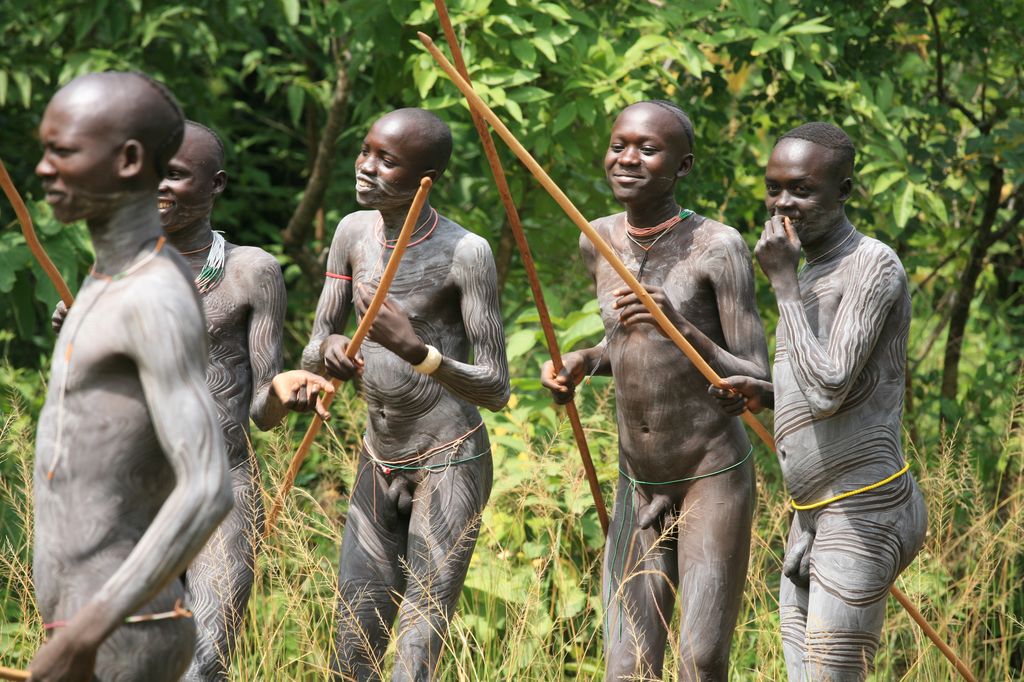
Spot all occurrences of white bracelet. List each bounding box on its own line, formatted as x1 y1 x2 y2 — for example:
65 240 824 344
412 344 442 375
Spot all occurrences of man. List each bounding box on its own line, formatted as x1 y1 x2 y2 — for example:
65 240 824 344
710 122 927 680
29 72 233 681
541 101 769 681
52 120 334 681
302 108 510 681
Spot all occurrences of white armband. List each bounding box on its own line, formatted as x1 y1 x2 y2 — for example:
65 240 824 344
412 344 443 375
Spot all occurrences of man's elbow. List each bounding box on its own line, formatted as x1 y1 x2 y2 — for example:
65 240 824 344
194 465 234 529
481 382 511 412
805 392 842 419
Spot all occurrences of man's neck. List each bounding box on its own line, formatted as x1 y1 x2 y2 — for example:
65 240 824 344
167 216 216 257
380 201 434 240
623 195 680 229
803 214 856 263
87 192 164 275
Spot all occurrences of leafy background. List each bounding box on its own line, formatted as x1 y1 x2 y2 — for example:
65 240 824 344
1 0 1021 679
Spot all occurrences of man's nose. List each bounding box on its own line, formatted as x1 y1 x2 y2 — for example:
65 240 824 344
35 153 56 179
157 177 170 193
774 190 797 212
358 155 377 176
618 146 640 165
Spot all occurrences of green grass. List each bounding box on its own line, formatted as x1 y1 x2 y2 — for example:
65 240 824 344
2 374 1022 680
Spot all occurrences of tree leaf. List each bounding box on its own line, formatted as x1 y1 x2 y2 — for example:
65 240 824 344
894 181 916 228
280 0 300 26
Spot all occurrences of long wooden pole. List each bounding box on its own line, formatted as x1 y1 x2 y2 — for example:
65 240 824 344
417 33 773 447
417 32 977 682
0 159 74 306
431 0 609 535
264 177 434 537
0 665 29 681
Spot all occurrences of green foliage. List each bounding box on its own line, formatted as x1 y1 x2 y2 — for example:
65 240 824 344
1 0 1022 676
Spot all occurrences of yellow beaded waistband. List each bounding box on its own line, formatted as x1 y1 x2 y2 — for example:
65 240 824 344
790 460 910 511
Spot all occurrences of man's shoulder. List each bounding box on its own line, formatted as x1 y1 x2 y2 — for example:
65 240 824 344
848 234 908 292
225 244 282 277
336 210 379 234
694 215 748 250
114 257 205 331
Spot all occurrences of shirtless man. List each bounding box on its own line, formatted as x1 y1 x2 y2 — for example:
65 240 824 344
710 122 927 680
28 72 233 681
301 108 510 681
51 120 334 681
541 101 769 681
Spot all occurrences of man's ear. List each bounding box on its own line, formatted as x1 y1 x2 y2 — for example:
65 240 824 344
212 169 228 198
421 168 439 182
116 139 146 180
838 176 853 203
676 153 695 179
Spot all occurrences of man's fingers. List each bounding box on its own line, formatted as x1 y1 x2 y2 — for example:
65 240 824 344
314 396 332 421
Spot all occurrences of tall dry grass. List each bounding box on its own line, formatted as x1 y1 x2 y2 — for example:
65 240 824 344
1 376 1021 680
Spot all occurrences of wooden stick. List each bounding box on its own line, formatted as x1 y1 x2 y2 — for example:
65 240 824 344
0 158 74 306
431 0 609 535
264 177 434 537
417 32 977 682
0 665 29 681
0 666 28 681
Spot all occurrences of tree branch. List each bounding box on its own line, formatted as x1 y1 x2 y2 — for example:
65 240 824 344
926 2 984 129
281 52 351 277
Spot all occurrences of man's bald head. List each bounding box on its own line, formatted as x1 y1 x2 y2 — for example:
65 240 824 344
185 120 226 169
374 108 453 176
626 100 695 156
49 71 185 178
777 122 855 181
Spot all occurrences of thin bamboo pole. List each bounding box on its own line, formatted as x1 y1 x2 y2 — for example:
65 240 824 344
264 177 434 537
417 32 977 682
431 0 609 535
0 159 74 306
0 665 29 681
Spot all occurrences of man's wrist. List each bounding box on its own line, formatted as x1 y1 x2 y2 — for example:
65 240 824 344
404 340 429 365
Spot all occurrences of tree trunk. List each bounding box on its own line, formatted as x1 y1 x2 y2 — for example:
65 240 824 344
281 57 350 278
939 167 1002 427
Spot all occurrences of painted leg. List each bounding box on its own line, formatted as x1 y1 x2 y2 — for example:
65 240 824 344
603 473 678 682
794 476 927 681
780 514 812 682
675 457 754 682
332 449 409 682
391 443 492 682
184 460 262 681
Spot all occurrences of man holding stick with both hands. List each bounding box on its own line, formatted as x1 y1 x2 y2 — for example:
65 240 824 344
542 101 769 681
302 107 509 681
710 122 927 681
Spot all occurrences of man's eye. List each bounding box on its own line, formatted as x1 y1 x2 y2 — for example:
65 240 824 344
382 159 396 168
641 146 658 154
610 144 624 152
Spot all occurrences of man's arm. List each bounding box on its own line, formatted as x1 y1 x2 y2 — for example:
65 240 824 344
302 217 358 378
428 235 510 411
777 249 902 417
707 230 771 380
245 252 288 430
50 283 232 655
758 218 902 418
541 230 611 402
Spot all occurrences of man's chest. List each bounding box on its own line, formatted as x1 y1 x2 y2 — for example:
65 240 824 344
594 249 715 324
351 246 460 318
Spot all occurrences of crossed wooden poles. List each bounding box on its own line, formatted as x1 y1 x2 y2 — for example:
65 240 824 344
417 22 976 682
0 22 975 680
